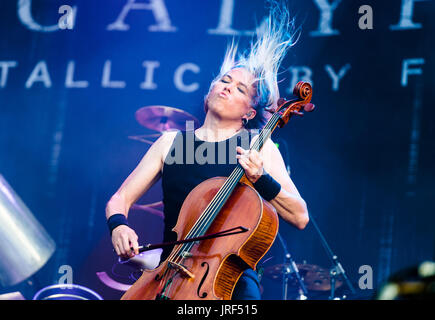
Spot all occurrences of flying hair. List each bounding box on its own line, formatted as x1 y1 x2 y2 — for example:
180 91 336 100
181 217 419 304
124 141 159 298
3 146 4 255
206 0 300 129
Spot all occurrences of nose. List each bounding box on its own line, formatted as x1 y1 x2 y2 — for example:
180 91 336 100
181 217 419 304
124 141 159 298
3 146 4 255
223 83 234 94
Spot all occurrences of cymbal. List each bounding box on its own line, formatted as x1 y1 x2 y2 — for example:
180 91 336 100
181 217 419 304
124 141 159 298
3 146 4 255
264 263 343 291
135 105 200 132
130 201 164 219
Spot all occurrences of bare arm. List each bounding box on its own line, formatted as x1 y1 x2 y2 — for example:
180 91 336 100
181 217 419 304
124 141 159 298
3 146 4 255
237 137 309 230
106 131 178 257
261 139 309 229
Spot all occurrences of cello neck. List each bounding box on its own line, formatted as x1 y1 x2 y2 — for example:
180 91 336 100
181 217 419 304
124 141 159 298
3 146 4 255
249 111 281 153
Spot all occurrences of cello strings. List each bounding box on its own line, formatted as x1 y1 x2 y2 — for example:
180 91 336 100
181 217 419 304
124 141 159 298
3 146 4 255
170 114 276 264
167 113 280 265
167 115 278 269
165 166 243 264
180 114 277 247
167 168 243 266
168 113 280 265
174 168 245 258
183 113 279 244
163 157 243 264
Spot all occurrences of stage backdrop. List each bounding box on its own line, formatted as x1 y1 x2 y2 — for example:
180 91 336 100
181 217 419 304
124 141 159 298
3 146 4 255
0 0 434 299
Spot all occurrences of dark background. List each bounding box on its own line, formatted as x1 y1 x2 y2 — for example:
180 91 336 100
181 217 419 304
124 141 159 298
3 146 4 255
0 0 433 300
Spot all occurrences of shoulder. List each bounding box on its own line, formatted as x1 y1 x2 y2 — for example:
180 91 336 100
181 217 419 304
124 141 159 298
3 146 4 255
150 129 179 146
156 130 180 161
160 130 179 144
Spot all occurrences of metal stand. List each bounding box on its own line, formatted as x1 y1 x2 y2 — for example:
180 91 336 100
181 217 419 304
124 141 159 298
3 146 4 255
276 232 308 300
308 213 356 299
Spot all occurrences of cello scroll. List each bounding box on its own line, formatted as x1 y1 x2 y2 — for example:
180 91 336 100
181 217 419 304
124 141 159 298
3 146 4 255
270 81 315 128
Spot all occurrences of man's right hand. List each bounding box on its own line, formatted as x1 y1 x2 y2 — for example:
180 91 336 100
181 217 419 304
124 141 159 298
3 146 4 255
111 225 139 259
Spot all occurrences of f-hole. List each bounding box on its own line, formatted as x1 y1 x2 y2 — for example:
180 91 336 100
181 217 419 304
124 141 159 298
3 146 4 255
197 261 209 298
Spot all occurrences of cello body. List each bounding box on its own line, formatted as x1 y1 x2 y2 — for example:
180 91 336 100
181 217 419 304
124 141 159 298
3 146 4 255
121 177 278 300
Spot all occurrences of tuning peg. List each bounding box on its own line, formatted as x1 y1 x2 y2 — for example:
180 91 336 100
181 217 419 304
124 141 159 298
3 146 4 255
265 106 276 114
303 103 315 112
291 110 304 117
277 98 286 106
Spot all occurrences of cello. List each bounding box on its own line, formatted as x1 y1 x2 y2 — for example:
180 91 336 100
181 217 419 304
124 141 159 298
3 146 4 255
121 81 314 300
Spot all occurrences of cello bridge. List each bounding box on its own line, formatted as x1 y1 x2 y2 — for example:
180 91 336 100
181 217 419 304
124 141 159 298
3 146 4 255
168 261 195 279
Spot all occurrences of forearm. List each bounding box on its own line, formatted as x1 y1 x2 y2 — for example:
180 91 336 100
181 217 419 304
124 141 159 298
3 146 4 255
239 139 310 229
269 189 309 230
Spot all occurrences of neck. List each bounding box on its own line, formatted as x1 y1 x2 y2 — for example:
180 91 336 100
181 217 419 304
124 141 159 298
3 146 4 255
195 112 244 142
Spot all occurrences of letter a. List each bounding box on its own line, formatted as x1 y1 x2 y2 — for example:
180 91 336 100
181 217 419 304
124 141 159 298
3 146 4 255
358 5 373 30
107 0 177 32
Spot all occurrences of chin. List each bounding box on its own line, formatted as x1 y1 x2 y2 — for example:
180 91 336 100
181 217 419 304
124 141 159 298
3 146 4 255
207 98 225 114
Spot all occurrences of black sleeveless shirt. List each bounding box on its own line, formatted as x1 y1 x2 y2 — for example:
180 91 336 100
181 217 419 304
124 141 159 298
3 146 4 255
160 129 255 260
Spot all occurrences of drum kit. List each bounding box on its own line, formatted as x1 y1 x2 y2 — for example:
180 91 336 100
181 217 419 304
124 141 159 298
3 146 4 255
257 232 348 300
262 260 344 300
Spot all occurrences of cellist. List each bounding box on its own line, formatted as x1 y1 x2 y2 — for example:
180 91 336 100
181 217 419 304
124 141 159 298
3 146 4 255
105 1 309 300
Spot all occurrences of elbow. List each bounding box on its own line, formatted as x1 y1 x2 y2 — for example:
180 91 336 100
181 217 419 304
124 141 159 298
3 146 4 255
295 199 309 230
106 192 129 218
296 212 309 230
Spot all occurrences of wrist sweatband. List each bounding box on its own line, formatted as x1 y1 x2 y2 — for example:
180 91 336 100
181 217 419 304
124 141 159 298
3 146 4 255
253 171 281 201
107 214 129 235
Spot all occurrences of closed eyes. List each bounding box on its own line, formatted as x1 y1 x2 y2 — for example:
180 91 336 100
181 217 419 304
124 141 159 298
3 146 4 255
220 75 248 94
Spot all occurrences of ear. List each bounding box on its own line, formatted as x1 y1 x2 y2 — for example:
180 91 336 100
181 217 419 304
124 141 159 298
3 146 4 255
246 109 256 120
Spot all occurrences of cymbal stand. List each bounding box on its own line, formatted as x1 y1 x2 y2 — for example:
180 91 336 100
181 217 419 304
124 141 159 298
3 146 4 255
128 133 162 145
276 232 308 300
308 213 356 299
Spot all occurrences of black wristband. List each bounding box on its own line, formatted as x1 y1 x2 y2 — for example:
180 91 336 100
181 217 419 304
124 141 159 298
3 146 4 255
107 214 129 236
253 171 281 201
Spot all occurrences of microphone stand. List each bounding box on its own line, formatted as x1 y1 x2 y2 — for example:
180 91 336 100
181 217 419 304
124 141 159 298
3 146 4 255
308 213 356 299
276 232 308 300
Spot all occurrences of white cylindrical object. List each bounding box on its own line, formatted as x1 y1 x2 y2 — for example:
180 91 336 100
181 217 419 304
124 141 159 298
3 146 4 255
0 175 56 286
